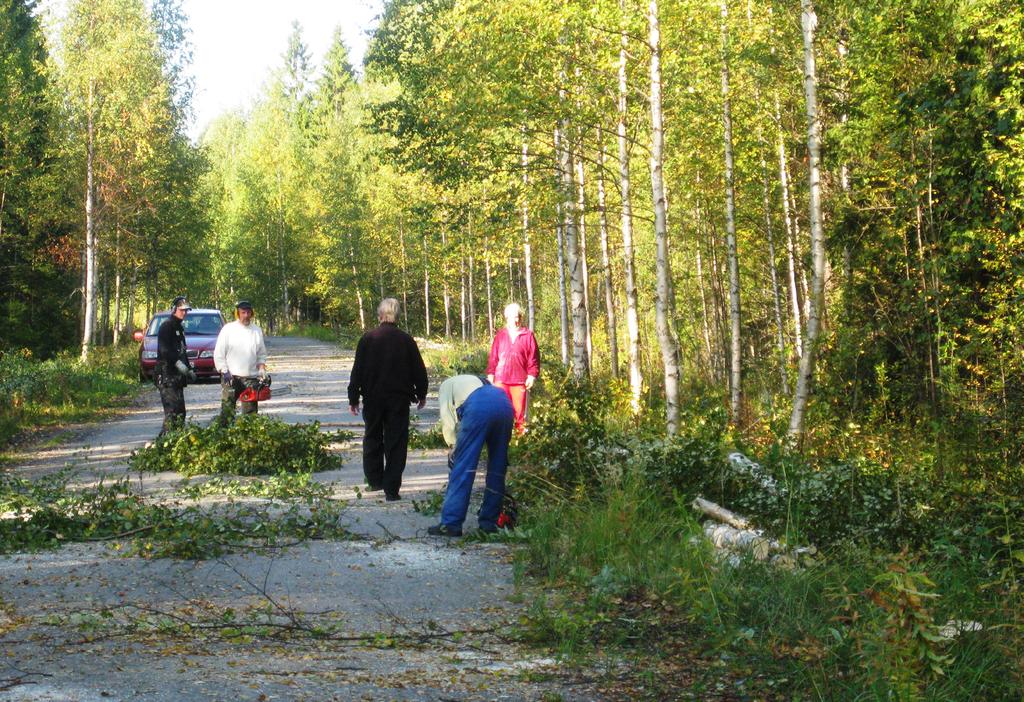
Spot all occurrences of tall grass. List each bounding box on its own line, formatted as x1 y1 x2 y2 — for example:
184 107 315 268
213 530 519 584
0 346 139 446
509 373 1024 700
519 473 1022 699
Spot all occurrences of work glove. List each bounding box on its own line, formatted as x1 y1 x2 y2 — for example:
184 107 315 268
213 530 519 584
222 370 233 385
258 368 268 381
175 360 196 383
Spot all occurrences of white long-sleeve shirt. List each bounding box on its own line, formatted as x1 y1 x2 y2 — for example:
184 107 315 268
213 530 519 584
213 320 268 377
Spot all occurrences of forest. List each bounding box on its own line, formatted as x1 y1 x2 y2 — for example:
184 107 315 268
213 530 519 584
2 0 1023 697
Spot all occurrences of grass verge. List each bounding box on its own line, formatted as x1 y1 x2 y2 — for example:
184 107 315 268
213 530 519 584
0 346 141 448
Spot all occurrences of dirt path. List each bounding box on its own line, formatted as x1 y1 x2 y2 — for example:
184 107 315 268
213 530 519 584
0 337 599 701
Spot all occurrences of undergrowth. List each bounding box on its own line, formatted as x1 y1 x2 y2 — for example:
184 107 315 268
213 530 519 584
0 346 139 447
512 376 1024 700
130 415 344 476
0 470 347 558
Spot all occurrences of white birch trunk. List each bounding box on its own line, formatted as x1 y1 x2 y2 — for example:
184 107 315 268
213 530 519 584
596 127 619 377
556 201 570 367
484 239 494 339
522 136 536 330
556 118 589 377
787 0 828 444
441 225 451 338
648 0 681 433
575 156 593 364
696 244 714 373
125 265 137 337
349 242 365 331
460 256 467 341
720 0 742 424
423 231 430 335
399 217 409 328
112 228 123 346
80 79 97 362
619 0 643 412
776 100 804 359
468 252 476 340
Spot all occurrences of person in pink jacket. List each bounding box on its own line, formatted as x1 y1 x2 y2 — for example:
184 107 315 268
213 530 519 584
487 303 540 433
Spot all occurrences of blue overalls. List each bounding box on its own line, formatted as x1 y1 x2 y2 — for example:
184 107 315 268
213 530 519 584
439 384 515 531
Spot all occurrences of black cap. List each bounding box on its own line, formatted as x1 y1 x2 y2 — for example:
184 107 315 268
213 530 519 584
235 300 253 311
171 296 192 311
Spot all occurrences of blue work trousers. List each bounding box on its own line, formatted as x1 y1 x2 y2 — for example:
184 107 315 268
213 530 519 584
440 385 514 531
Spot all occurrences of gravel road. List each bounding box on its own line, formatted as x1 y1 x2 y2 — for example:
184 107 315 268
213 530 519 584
0 337 601 702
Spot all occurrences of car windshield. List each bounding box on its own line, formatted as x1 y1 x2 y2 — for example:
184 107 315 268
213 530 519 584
146 313 223 336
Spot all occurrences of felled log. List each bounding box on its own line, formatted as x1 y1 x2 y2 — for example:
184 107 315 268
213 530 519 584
691 496 751 530
692 496 816 567
727 452 782 495
702 522 780 561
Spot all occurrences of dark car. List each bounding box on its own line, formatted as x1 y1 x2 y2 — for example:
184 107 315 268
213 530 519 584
135 308 226 382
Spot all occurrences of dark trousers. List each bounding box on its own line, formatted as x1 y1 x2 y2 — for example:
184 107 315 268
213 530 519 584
216 377 258 425
361 396 410 496
158 384 185 436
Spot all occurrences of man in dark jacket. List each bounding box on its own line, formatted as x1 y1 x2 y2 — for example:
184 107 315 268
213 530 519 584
155 296 196 436
348 298 428 501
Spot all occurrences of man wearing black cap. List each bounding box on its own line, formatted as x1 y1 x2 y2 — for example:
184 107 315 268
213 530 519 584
155 296 196 435
213 300 269 424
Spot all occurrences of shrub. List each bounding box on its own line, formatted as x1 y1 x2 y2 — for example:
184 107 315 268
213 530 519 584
130 415 342 476
0 346 138 446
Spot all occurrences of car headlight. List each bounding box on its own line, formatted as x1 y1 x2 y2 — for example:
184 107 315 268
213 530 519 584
199 350 213 358
143 351 158 359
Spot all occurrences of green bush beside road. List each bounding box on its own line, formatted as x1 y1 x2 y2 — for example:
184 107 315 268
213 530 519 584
0 346 140 448
512 376 1024 700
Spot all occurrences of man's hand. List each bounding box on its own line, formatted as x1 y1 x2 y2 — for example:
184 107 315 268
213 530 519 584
258 365 267 380
222 370 232 385
525 375 536 390
350 404 360 415
186 369 198 383
417 398 426 410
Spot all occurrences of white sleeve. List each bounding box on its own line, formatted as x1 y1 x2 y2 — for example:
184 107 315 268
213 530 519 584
213 325 228 372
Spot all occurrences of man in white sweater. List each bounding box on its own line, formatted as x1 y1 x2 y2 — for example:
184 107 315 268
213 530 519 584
213 300 268 424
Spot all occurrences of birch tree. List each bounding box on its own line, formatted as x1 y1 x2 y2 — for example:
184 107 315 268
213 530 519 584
619 0 643 413
720 0 742 423
787 0 827 444
648 0 681 433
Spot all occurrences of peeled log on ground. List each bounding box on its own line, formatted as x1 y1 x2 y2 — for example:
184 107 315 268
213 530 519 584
703 522 780 561
691 496 816 567
691 496 751 530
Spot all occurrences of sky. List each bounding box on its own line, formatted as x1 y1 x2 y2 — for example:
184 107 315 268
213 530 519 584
182 0 384 140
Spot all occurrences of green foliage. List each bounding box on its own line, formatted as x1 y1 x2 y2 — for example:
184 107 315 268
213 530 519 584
408 422 446 450
0 469 348 558
510 378 1024 697
129 415 342 476
277 323 343 344
856 556 953 700
175 473 331 501
0 346 138 446
513 376 726 502
410 489 445 516
418 342 489 378
518 471 1021 700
